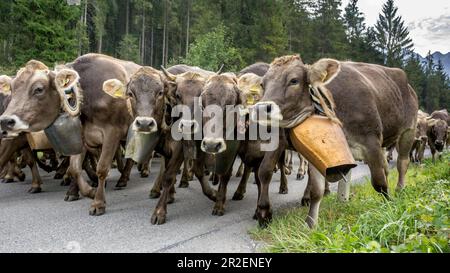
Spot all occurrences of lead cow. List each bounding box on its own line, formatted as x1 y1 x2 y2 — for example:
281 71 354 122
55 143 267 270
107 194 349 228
253 55 418 227
0 54 140 215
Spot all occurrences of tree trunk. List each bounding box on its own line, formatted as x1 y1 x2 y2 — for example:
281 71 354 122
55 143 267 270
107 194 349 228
185 0 190 57
98 31 103 53
162 0 167 66
126 0 130 35
150 18 154 67
141 3 146 64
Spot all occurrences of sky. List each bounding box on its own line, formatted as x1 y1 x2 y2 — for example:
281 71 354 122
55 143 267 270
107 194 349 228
341 0 450 56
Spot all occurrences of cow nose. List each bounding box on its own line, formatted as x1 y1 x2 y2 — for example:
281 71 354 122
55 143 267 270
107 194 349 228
134 118 157 132
0 117 16 131
201 138 226 154
435 140 444 146
421 136 428 142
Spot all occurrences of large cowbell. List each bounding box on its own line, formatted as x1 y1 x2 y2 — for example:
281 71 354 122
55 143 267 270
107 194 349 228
44 113 83 156
125 125 160 164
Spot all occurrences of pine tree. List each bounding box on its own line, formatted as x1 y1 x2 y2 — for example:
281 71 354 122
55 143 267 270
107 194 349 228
374 0 413 67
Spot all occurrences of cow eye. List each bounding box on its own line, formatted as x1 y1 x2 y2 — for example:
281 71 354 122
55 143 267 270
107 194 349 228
158 90 164 97
176 93 181 100
33 87 44 95
127 90 134 98
289 79 300 86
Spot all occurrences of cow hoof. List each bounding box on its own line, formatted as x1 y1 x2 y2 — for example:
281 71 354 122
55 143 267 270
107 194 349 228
114 180 127 190
149 190 161 199
54 173 64 180
296 174 304 180
232 192 245 201
284 169 292 175
167 195 175 204
324 189 331 196
2 178 15 183
256 208 272 228
64 194 79 202
178 180 189 188
17 173 26 182
253 211 258 220
212 207 225 216
140 171 149 178
89 205 105 216
151 213 166 225
301 197 310 207
28 187 42 194
279 188 288 194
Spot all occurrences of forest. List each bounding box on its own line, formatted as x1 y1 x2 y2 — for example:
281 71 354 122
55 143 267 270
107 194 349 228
0 0 448 111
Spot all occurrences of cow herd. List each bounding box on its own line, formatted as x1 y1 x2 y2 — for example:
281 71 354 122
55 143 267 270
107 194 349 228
0 53 448 229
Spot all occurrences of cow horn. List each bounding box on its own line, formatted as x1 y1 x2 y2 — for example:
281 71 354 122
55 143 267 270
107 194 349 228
216 64 224 75
160 66 176 82
54 69 83 117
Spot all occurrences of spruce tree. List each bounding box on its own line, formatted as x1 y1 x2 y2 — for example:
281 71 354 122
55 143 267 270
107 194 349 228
374 0 413 67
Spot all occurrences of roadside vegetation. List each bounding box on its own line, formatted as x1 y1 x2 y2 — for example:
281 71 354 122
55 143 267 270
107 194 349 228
251 152 450 253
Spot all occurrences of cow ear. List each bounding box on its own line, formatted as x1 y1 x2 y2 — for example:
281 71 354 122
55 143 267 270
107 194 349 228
308 58 340 86
54 69 82 117
103 79 126 98
427 118 438 127
0 75 12 95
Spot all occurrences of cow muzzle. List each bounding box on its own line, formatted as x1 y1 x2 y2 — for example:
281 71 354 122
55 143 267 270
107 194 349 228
250 101 283 126
133 117 158 134
201 137 226 154
0 115 29 137
435 140 444 151
178 119 199 134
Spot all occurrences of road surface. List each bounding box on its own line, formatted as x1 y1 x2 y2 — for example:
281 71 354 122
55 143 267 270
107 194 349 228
0 151 422 253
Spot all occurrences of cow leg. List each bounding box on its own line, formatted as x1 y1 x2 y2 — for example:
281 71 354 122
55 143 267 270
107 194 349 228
193 154 217 202
88 131 121 216
83 152 98 187
305 165 325 228
151 151 184 225
232 164 251 201
235 161 244 177
301 176 312 206
278 151 288 194
3 158 16 183
256 147 283 227
21 148 43 193
365 140 389 198
297 154 308 180
179 159 192 188
396 129 415 191
115 158 134 189
252 169 262 220
13 158 26 182
285 150 293 175
67 149 96 202
149 158 165 198
55 156 70 180
212 169 233 216
140 155 152 178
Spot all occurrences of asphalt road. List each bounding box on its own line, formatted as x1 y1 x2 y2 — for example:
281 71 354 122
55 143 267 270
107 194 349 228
0 151 419 253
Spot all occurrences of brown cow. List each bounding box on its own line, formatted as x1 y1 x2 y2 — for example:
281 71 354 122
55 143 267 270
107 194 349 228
410 111 429 163
0 54 140 215
253 55 418 227
427 110 449 162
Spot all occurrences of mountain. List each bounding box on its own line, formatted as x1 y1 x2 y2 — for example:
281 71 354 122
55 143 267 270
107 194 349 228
413 51 450 77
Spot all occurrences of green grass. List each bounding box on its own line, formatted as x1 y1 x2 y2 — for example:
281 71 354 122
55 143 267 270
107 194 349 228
251 153 450 253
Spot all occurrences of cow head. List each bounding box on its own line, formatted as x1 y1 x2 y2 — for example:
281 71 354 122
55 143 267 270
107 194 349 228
0 75 12 115
237 73 263 106
253 55 341 126
0 61 81 137
427 118 448 152
415 117 428 144
106 67 171 134
160 68 207 135
200 73 244 154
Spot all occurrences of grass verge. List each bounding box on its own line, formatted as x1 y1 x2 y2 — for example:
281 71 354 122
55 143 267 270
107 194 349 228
250 152 449 253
